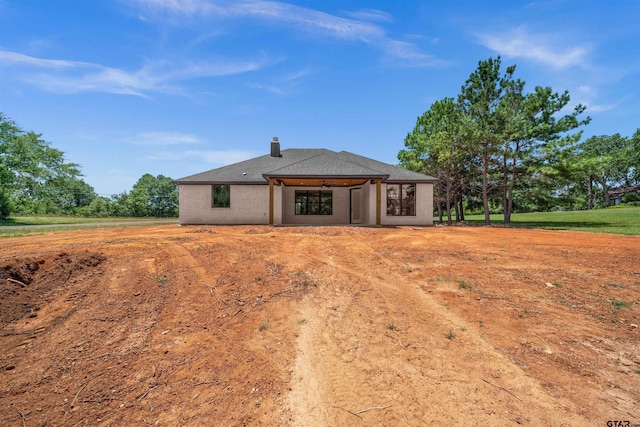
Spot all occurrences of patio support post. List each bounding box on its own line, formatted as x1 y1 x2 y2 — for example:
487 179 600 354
268 178 274 226
376 178 382 225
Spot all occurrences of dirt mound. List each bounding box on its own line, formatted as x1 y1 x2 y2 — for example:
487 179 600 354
0 257 44 325
0 253 106 326
0 258 43 284
0 225 638 426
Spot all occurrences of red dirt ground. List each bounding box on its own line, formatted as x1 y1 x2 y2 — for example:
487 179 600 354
0 225 638 426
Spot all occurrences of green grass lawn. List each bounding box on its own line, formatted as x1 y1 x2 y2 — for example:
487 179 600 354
463 206 640 236
0 216 177 237
0 216 176 226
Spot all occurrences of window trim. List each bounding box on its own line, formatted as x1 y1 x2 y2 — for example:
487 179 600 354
386 183 416 216
212 184 231 208
295 190 333 215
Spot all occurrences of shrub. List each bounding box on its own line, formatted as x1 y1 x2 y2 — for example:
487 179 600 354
622 192 639 204
0 189 13 219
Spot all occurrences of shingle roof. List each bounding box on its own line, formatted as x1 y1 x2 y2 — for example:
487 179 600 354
174 148 437 184
264 153 388 178
336 151 438 182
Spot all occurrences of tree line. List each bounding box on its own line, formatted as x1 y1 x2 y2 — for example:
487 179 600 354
399 57 639 224
0 113 178 219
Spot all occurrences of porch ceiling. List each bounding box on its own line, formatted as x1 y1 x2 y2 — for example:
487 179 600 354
279 178 369 187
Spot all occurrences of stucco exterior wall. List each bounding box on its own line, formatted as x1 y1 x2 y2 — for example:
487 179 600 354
381 183 434 226
178 184 269 225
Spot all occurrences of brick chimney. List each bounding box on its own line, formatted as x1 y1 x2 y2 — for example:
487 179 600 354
270 137 281 157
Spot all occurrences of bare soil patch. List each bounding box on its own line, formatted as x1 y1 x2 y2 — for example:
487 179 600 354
0 225 638 426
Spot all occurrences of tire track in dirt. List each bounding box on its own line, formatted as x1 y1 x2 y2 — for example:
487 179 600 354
157 240 215 321
287 233 593 425
131 235 304 425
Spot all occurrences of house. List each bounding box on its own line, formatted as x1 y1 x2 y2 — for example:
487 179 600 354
608 185 640 206
174 138 438 226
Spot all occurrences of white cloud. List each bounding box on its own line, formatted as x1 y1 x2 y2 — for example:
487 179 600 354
406 34 440 45
15 65 173 97
231 1 386 43
0 49 278 96
578 85 593 94
131 0 441 66
380 40 448 67
475 26 591 69
247 82 284 95
583 102 619 113
575 85 622 113
132 0 216 18
343 8 393 23
125 132 203 145
248 66 311 95
285 68 311 81
0 50 95 69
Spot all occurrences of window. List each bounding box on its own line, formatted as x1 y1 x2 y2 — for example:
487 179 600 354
212 185 230 208
295 190 332 215
386 184 415 216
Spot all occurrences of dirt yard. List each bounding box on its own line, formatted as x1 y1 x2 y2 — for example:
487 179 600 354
0 225 638 426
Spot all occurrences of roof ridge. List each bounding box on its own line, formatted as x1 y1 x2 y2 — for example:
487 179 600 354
265 150 345 174
336 150 389 173
264 151 331 174
264 151 388 177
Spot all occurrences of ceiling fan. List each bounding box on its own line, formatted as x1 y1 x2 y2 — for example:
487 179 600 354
321 180 333 188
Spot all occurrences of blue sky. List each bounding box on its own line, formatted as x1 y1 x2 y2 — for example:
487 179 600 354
1 0 638 196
